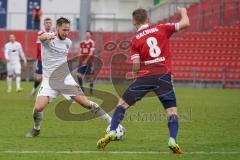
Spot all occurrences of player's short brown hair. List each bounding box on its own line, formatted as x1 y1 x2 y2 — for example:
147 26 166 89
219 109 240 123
44 17 52 22
56 17 71 26
132 8 148 25
86 30 92 35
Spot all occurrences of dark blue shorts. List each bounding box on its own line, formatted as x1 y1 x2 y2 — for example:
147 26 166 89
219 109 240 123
77 65 92 75
122 74 177 109
35 60 43 74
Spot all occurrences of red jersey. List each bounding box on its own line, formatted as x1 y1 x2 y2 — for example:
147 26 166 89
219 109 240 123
131 23 179 77
79 39 95 65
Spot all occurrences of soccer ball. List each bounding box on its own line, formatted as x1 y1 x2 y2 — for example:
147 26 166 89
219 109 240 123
106 124 125 141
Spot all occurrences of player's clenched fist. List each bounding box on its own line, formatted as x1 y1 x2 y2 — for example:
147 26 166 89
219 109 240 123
177 7 187 15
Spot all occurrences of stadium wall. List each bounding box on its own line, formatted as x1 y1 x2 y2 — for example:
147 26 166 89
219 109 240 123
149 0 200 23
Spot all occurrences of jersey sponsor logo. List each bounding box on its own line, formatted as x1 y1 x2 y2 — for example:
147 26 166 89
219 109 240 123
136 27 159 39
144 57 165 65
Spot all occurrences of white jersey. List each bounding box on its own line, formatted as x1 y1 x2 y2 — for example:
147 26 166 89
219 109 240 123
38 34 81 101
4 41 26 64
41 33 72 79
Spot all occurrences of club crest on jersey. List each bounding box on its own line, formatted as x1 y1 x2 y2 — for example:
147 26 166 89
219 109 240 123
66 44 70 49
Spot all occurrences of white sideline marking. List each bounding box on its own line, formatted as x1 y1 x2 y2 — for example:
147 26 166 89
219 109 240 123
3 150 240 155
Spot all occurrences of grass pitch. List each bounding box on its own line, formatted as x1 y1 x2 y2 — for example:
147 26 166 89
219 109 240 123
0 81 239 160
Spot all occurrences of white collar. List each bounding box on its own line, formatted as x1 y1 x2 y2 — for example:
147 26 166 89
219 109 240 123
138 24 149 31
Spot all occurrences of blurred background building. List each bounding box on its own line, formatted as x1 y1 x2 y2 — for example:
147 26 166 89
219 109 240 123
0 0 239 88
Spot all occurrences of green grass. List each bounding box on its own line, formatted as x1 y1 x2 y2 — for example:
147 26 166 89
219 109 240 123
0 81 240 160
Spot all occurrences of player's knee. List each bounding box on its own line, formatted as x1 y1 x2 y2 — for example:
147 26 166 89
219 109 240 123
117 99 129 109
166 107 177 116
36 75 42 81
34 106 44 112
76 73 81 78
167 114 178 123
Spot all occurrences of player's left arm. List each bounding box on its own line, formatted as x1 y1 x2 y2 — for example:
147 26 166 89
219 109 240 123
18 43 27 66
131 41 140 76
4 44 9 63
132 58 140 75
177 7 190 30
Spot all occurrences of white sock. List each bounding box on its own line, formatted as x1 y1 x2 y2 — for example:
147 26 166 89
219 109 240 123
7 76 12 90
33 111 43 130
16 76 21 89
89 101 112 123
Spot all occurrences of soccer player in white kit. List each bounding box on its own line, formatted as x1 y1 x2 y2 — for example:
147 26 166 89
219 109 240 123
26 17 112 137
4 34 27 93
30 18 53 96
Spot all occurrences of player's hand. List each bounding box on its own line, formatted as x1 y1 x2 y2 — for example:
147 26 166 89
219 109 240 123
46 34 56 40
177 7 187 15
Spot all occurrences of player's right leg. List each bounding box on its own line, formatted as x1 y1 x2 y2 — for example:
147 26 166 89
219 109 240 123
166 107 182 154
15 63 23 92
97 98 129 149
6 63 13 93
154 74 183 154
26 96 49 137
26 80 58 138
97 77 149 149
7 75 13 93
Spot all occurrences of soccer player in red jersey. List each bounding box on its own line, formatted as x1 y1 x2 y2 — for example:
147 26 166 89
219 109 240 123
30 18 53 96
76 30 95 95
97 7 190 154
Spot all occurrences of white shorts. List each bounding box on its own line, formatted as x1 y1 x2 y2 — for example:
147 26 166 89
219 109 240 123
37 74 82 102
7 63 21 75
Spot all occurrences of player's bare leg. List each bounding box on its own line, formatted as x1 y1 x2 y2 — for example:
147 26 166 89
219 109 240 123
7 75 13 93
97 98 128 149
26 96 49 137
71 95 112 123
16 73 23 92
166 107 183 154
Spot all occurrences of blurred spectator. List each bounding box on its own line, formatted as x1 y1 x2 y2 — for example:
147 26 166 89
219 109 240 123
32 6 42 30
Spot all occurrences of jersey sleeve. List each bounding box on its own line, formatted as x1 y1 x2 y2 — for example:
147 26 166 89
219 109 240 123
90 41 95 52
4 44 9 60
130 39 140 60
18 43 27 63
159 23 180 38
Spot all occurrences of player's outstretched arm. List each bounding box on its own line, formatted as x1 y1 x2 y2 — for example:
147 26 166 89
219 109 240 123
177 7 190 30
39 33 56 42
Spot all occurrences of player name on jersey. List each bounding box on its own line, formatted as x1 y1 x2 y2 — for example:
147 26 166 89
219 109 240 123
136 27 159 39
